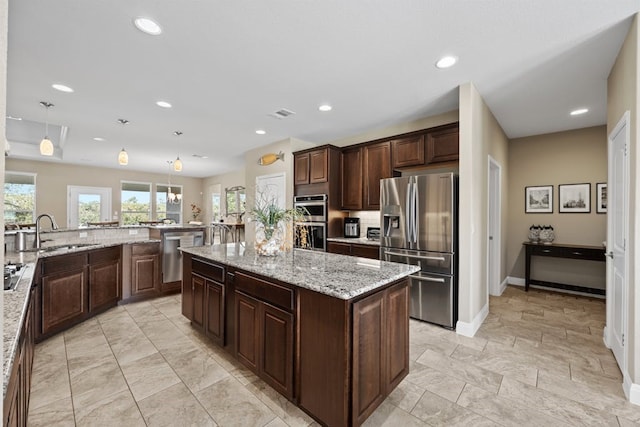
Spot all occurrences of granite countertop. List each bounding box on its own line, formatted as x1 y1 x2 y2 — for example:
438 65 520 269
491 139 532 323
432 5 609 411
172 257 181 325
327 237 380 246
3 263 36 397
180 244 418 300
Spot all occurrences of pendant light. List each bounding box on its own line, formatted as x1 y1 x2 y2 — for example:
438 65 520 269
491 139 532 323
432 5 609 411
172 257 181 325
39 102 54 156
166 160 182 204
173 131 183 172
117 119 130 166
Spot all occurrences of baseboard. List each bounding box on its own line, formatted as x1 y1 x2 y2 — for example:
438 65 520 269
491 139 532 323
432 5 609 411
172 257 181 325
602 326 611 349
507 276 525 286
499 277 508 295
456 303 488 337
507 276 605 299
623 374 640 406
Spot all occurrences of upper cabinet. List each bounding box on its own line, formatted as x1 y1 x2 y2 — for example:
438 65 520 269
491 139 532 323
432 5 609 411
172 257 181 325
363 142 392 210
425 125 459 164
294 148 328 185
391 135 425 168
341 147 363 210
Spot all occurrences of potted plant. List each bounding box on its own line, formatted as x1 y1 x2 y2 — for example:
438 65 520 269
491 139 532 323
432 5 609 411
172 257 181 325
251 192 307 256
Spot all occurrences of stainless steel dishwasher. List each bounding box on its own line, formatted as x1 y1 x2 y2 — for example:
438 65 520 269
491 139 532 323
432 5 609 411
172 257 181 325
162 230 204 283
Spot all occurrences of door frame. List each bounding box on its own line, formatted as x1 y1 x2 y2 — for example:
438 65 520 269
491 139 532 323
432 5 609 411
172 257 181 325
604 111 630 384
487 156 503 296
67 185 112 227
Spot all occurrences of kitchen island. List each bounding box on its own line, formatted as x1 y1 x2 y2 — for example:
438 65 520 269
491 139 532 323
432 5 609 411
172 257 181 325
180 244 419 426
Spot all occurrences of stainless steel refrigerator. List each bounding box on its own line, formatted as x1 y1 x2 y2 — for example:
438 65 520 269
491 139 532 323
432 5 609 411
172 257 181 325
380 173 458 329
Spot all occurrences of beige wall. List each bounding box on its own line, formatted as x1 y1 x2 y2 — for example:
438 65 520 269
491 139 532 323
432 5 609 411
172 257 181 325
5 158 204 227
458 82 510 333
506 127 607 287
607 13 639 397
202 169 245 223
1 0 7 266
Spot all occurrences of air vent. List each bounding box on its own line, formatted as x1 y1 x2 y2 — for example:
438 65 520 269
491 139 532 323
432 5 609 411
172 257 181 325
269 108 296 119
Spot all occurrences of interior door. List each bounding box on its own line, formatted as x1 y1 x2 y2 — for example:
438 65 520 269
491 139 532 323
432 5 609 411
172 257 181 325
68 186 112 227
606 112 629 370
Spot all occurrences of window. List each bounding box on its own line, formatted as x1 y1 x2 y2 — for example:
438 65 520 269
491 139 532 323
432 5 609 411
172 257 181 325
210 184 221 222
121 182 151 225
156 184 182 224
4 172 36 225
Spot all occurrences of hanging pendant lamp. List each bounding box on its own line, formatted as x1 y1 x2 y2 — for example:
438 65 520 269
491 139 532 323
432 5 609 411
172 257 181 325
39 102 54 156
117 119 130 166
173 155 183 172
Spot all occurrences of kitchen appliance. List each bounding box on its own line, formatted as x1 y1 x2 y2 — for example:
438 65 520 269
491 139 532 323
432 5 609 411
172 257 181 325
162 230 205 283
366 227 380 240
344 217 360 238
380 173 458 329
4 263 24 291
294 194 328 251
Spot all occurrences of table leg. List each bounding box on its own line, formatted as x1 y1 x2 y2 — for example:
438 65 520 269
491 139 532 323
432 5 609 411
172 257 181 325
525 246 531 292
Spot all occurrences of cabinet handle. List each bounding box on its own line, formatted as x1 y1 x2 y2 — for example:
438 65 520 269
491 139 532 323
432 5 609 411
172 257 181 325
572 252 582 255
542 249 551 253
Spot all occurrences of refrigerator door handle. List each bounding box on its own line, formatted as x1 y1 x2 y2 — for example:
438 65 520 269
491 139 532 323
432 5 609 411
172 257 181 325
405 182 412 244
410 274 446 283
412 181 419 243
384 251 446 262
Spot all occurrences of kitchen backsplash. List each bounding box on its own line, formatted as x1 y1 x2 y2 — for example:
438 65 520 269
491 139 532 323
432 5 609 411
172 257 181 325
348 211 380 238
4 227 151 252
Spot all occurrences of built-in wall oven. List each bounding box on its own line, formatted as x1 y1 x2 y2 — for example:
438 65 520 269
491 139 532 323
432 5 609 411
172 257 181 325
294 194 327 251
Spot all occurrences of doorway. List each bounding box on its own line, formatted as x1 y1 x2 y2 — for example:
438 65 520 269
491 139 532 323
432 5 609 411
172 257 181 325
68 186 112 227
605 111 629 380
487 156 502 296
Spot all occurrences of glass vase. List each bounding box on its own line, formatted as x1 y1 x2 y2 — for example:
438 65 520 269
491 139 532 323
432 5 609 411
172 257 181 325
254 222 285 256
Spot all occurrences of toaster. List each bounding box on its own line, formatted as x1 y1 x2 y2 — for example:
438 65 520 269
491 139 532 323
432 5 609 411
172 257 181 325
366 227 380 240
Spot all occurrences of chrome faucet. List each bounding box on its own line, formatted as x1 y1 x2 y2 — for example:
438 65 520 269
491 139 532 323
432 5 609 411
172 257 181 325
35 214 59 248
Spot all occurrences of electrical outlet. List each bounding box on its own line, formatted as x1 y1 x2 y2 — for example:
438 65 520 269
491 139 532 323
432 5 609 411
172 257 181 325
129 229 138 235
79 232 88 238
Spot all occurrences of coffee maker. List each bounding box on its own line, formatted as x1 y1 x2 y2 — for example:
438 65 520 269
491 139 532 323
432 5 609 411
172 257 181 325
344 217 360 238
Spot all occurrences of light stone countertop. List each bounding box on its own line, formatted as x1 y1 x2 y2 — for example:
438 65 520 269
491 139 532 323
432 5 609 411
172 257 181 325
180 243 418 300
326 237 380 246
3 237 160 397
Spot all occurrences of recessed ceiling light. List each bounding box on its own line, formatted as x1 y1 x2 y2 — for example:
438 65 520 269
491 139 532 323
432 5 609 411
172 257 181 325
319 104 332 112
133 17 162 35
435 56 457 69
570 108 589 116
93 137 106 142
156 100 172 108
256 129 266 135
6 115 22 121
52 83 74 93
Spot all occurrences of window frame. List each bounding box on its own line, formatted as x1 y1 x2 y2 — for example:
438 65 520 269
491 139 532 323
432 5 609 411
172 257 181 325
120 181 152 225
4 171 37 226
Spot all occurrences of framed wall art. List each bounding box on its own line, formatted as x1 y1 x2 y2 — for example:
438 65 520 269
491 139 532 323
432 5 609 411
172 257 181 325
559 183 591 213
525 185 553 213
596 182 607 214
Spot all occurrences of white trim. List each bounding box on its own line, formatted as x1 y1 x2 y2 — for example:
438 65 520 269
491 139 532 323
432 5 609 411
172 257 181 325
507 277 605 299
456 303 488 337
603 326 611 349
498 277 508 295
507 276 525 286
625 376 640 406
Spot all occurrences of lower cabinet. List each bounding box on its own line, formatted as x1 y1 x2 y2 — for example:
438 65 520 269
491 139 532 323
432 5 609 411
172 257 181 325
184 258 226 347
327 241 380 260
130 243 160 298
4 288 35 427
89 246 121 312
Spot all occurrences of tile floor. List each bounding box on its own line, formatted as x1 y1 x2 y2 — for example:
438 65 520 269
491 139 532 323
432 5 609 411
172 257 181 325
26 286 640 426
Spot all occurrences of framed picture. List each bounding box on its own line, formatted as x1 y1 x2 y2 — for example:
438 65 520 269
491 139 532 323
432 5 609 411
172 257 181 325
559 183 591 213
525 185 553 213
596 183 607 214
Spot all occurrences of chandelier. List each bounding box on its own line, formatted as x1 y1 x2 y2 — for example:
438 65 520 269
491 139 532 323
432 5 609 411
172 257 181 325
166 160 182 204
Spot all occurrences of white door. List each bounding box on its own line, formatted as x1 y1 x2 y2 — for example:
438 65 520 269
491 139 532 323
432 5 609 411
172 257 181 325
606 111 629 370
487 157 502 296
68 186 112 227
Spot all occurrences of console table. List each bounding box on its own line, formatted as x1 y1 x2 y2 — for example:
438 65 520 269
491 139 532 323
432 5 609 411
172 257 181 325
523 242 606 295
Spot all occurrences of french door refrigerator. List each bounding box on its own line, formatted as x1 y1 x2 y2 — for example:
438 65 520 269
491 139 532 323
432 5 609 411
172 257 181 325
380 173 458 329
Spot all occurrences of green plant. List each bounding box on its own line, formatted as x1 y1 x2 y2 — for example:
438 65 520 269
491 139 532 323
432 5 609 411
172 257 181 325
251 191 306 240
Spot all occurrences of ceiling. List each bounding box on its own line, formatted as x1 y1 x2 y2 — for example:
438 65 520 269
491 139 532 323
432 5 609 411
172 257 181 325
5 1 640 178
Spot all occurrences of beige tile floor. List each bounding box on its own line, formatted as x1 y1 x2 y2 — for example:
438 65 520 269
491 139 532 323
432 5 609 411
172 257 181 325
27 286 640 426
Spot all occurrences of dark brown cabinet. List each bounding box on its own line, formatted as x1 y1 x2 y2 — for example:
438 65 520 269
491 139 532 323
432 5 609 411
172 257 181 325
391 134 425 168
191 274 206 329
294 148 328 185
130 243 160 298
327 241 380 260
205 280 225 345
89 247 121 313
363 142 392 210
341 147 363 210
426 125 459 164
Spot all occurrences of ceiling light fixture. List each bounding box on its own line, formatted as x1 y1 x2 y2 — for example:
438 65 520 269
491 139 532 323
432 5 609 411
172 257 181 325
435 56 457 69
117 119 130 166
156 101 172 108
93 137 105 142
52 83 74 93
173 131 183 172
6 115 22 121
570 108 589 116
319 104 332 112
133 17 162 35
255 129 266 135
39 101 54 156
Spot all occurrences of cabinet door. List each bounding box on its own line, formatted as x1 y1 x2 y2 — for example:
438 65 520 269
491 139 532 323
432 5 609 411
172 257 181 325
341 147 363 210
205 280 225 346
42 268 88 335
426 126 459 163
352 291 386 426
89 260 120 312
294 153 310 185
235 291 260 372
327 241 351 256
351 244 380 260
386 282 409 390
131 254 159 297
391 135 425 168
309 148 328 183
363 142 392 210
191 275 206 329
261 303 294 398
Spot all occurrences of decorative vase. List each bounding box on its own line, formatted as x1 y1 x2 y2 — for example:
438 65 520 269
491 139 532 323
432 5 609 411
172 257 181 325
539 226 555 245
528 225 541 243
254 222 285 256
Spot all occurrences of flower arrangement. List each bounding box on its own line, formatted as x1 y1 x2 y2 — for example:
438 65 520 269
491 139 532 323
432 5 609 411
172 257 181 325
251 190 308 255
190 203 202 221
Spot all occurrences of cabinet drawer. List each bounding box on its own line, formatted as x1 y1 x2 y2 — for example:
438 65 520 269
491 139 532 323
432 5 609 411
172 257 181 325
235 272 294 312
528 245 564 257
351 244 380 260
42 253 87 275
193 258 225 283
562 247 605 261
131 242 160 256
89 246 120 264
